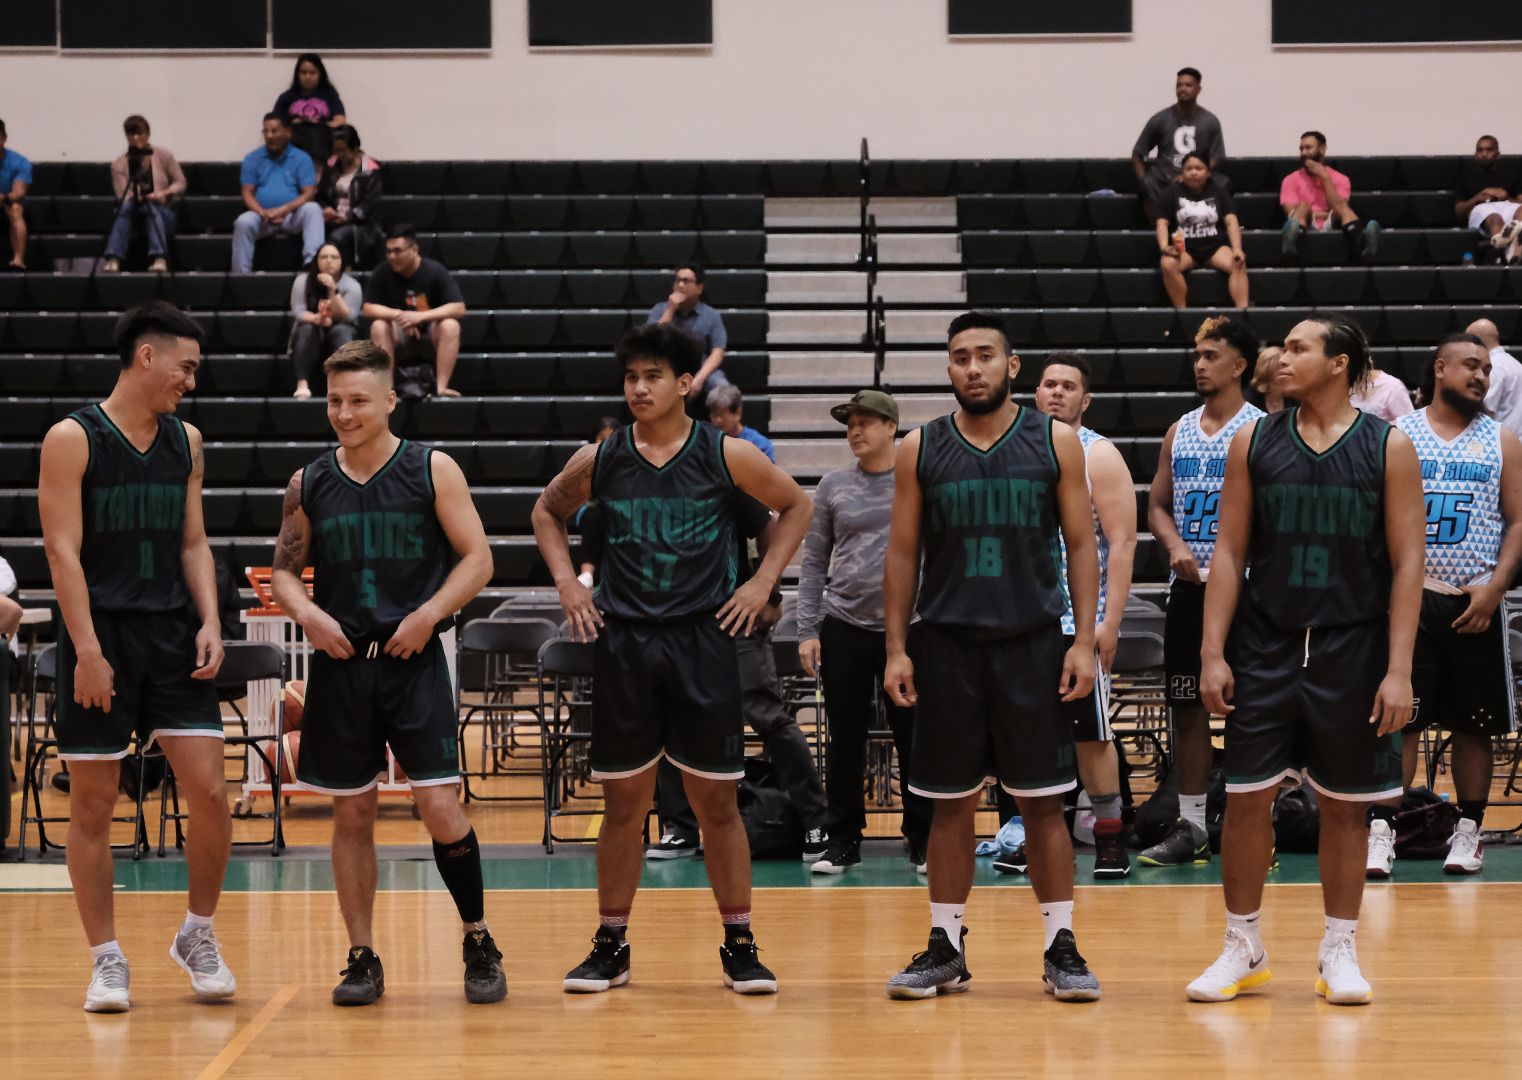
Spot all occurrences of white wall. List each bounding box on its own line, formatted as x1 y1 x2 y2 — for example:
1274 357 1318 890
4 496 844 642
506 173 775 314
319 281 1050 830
0 0 1515 163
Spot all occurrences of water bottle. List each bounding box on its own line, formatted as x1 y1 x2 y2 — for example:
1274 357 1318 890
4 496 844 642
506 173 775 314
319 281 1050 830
1462 251 1476 268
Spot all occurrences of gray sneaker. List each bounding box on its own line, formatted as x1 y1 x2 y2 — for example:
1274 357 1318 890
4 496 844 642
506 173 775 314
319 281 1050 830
170 926 237 999
887 927 970 1000
1042 928 1101 1002
84 954 131 1013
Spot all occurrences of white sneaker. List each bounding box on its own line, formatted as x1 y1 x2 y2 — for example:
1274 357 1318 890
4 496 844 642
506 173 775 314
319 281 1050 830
1315 933 1372 1005
84 954 131 1013
1365 819 1395 880
170 926 238 999
1444 818 1484 875
1186 928 1271 1002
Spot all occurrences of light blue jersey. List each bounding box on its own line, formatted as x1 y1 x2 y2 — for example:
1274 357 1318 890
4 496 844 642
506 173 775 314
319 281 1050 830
1170 402 1264 573
1060 426 1112 637
1396 408 1505 589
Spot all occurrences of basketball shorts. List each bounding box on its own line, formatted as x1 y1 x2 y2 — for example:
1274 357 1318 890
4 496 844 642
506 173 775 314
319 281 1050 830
1061 634 1112 743
591 616 744 781
1410 590 1516 738
297 635 460 795
907 621 1077 799
56 608 222 760
1223 606 1402 802
1164 580 1207 706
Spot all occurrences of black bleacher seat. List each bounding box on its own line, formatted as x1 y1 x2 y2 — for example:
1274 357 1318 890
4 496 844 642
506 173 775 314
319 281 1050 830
75 314 117 350
200 355 275 394
1301 268 1368 305
966 270 1037 305
502 233 566 268
640 162 702 194
1021 160 1081 194
64 356 118 394
1249 268 1301 305
201 491 244 532
1108 309 1175 345
1080 159 1136 192
245 489 283 532
496 270 564 306
1024 196 1086 229
492 311 559 347
699 231 765 265
26 163 69 196
1370 267 1436 304
436 233 504 269
568 196 634 231
453 162 514 193
414 398 482 436
47 197 114 233
577 162 640 195
487 355 556 392
0 444 39 485
1452 306 1519 338
962 232 1025 267
1034 269 1100 305
215 313 289 351
383 195 442 230
1093 233 1156 267
225 274 294 310
637 196 700 230
570 233 635 267
1232 194 1279 230
25 276 91 310
0 400 52 439
1087 195 1142 229
564 270 629 306
442 196 507 231
702 162 766 194
1 356 67 394
473 489 541 531
166 273 228 310
1382 306 1450 342
1027 231 1093 267
174 235 232 272
1126 393 1193 432
384 162 449 195
1040 309 1108 346
555 397 628 436
481 400 550 436
476 442 550 482
1422 230 1476 264
1081 396 1122 431
453 272 501 306
1397 158 1459 190
92 275 163 309
10 314 76 351
195 399 266 438
264 399 332 438
178 197 242 233
560 310 633 347
1438 266 1505 302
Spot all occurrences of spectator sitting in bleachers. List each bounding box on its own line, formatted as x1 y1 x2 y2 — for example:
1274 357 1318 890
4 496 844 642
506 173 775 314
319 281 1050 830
273 53 347 167
1280 130 1381 263
1350 364 1414 422
1465 317 1522 437
706 384 774 461
290 242 361 399
233 113 323 274
1454 135 1522 261
363 224 466 396
1131 67 1226 222
1250 345 1289 414
318 125 382 268
644 263 728 400
1157 152 1247 310
101 115 185 274
0 118 33 270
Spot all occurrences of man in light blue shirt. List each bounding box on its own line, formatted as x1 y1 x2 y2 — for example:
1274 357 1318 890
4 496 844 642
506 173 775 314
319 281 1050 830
232 113 323 273
645 263 729 400
707 384 773 460
0 118 34 269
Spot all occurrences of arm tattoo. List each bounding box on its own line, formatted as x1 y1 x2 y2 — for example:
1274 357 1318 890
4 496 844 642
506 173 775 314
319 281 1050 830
272 471 310 575
539 444 598 521
190 429 204 477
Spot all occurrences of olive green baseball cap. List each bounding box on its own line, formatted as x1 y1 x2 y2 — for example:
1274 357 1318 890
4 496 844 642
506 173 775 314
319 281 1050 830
829 389 899 425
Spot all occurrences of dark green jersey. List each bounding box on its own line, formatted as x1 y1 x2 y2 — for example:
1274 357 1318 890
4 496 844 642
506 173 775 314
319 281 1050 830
591 420 738 622
1246 407 1392 632
301 439 454 640
68 404 192 614
915 408 1067 638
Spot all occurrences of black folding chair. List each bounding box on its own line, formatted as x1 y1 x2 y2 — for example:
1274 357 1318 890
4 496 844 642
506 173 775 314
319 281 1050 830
538 636 596 852
1108 629 1169 780
456 616 560 802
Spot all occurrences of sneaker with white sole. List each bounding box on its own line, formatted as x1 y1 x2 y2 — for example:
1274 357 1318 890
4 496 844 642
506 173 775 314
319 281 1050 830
801 827 830 862
1186 927 1272 1002
645 833 700 860
1315 933 1372 1005
1365 819 1396 880
170 926 237 999
811 837 861 875
84 954 132 1013
1444 818 1484 875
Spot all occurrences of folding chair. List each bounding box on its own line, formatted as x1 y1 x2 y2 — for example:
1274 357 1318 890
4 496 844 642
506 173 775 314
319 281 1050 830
538 637 596 852
157 641 287 857
1107 629 1169 781
457 617 560 803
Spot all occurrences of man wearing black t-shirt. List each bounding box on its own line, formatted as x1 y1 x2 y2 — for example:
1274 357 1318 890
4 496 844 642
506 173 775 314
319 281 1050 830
1454 135 1522 258
362 224 466 396
1131 67 1227 221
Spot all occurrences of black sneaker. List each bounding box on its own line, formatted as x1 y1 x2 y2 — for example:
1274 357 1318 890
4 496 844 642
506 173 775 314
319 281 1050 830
645 832 700 860
332 946 384 1006
801 827 830 862
887 927 970 999
720 932 778 994
992 843 1028 875
811 837 862 876
563 927 630 993
1137 818 1210 867
909 846 928 876
1042 928 1101 1002
1092 827 1131 879
462 930 507 1004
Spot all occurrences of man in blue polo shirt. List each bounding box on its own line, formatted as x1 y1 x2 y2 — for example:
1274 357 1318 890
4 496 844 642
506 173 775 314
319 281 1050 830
232 113 323 273
707 385 774 461
0 118 34 270
645 263 729 400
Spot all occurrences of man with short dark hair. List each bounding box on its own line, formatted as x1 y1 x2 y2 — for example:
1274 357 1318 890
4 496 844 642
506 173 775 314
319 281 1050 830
0 118 33 270
706 384 774 461
1280 131 1381 262
102 115 186 274
1454 136 1522 260
362 225 466 397
1131 68 1227 221
645 264 728 400
232 113 323 273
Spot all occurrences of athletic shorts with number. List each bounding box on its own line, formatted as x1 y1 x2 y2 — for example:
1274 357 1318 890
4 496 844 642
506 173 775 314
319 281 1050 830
1223 605 1402 801
1164 580 1206 706
1061 634 1112 743
1410 590 1516 737
907 621 1077 799
591 616 744 780
56 608 222 760
296 635 460 795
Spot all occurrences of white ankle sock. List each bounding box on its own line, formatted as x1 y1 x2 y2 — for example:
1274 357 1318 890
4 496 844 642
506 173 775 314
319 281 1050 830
1040 900 1074 949
1323 916 1358 944
181 911 214 935
90 940 124 962
1226 909 1264 959
1179 794 1208 835
929 903 966 951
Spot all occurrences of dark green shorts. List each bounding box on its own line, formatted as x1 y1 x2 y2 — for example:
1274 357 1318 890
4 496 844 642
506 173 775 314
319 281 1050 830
56 608 222 760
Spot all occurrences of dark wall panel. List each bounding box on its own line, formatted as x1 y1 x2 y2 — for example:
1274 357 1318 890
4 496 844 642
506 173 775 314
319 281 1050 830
1272 1 1522 44
949 0 1131 36
529 0 712 47
273 0 491 50
61 0 265 50
0 0 57 47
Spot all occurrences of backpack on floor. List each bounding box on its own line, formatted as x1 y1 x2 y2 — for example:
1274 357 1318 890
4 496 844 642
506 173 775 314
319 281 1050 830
1272 786 1320 853
393 336 436 401
1129 765 1226 852
1393 787 1460 860
737 758 802 860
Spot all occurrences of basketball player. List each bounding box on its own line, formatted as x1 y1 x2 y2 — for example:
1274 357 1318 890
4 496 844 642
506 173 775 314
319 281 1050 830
531 323 812 995
1187 316 1424 1006
1143 316 1264 866
1365 334 1522 878
38 302 233 1012
1034 353 1137 878
270 341 501 1006
882 312 1102 1001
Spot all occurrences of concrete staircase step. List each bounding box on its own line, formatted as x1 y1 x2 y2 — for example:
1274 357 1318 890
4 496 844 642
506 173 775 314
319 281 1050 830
766 270 965 304
765 233 960 265
765 196 959 229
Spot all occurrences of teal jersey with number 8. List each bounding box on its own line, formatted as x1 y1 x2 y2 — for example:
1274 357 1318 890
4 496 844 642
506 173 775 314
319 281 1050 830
592 421 739 622
1246 407 1393 631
